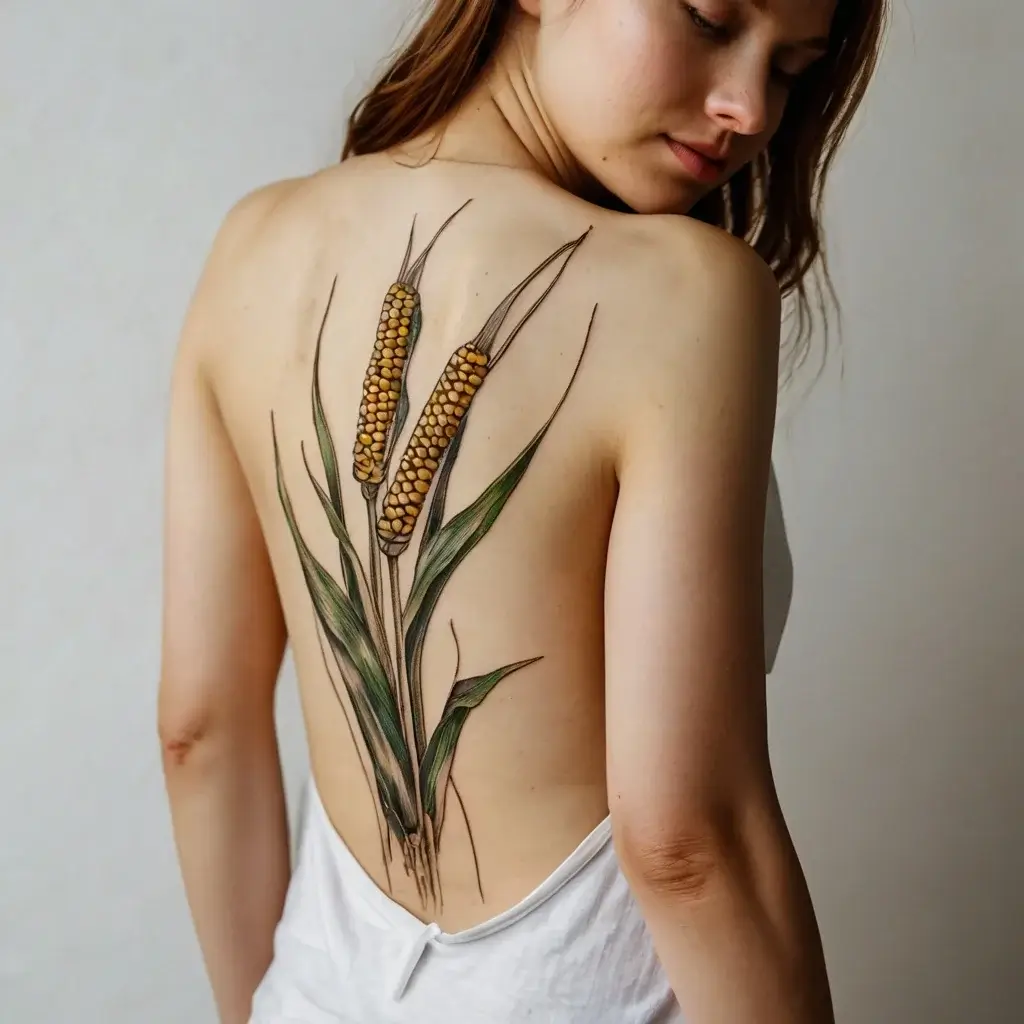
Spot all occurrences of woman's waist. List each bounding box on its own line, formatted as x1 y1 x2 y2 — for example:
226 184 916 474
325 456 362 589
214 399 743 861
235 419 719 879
311 760 611 935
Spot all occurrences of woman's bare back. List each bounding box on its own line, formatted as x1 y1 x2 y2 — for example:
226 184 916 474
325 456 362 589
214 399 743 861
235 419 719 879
207 157 626 930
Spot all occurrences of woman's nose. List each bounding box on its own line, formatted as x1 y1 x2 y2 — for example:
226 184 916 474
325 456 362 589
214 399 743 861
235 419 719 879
705 72 769 137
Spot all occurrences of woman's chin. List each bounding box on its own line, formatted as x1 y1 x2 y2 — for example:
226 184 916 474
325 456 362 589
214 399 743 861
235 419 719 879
603 177 702 217
579 155 705 216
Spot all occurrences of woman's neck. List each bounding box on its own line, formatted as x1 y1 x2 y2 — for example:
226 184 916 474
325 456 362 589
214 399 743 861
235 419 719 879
406 17 605 204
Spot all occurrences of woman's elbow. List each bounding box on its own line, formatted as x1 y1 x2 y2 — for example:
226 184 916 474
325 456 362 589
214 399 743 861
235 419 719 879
613 810 743 903
158 668 278 774
612 787 788 905
157 692 218 771
157 675 239 772
615 824 731 901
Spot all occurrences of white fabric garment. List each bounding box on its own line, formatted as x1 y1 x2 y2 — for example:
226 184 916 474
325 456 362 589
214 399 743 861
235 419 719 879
249 779 684 1023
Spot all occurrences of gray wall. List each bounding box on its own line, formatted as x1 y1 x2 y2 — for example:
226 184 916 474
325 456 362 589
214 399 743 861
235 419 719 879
2 2 1020 1021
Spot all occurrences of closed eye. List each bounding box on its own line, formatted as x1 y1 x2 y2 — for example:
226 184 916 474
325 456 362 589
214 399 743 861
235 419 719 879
683 4 730 41
773 39 831 88
771 53 826 89
770 66 803 87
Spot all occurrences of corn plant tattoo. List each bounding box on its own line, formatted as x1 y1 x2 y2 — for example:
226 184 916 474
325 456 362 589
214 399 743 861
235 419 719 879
271 202 596 910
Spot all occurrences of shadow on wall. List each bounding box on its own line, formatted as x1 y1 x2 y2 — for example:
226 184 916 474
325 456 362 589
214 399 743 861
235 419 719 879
764 464 794 676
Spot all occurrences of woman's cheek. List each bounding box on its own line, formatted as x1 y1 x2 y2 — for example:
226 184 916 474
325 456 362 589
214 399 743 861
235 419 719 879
537 0 690 154
589 4 694 139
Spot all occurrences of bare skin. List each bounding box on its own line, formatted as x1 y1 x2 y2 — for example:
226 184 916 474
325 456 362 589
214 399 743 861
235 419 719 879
160 3 836 1022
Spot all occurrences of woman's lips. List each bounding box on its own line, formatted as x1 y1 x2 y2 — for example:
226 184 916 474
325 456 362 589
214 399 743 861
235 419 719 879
663 135 726 184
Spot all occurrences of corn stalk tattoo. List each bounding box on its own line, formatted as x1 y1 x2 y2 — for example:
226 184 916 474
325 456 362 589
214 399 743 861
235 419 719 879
271 203 595 910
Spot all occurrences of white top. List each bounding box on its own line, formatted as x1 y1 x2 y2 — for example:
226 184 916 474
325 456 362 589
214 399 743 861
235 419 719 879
250 780 685 1023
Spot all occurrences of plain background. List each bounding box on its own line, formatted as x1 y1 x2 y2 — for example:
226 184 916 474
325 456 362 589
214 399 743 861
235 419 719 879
2 1 1021 1021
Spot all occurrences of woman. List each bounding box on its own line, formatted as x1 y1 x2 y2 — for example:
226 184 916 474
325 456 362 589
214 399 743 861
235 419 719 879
159 1 887 1021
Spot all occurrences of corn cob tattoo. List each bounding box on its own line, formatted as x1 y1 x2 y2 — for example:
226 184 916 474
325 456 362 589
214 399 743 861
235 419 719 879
375 228 590 556
352 201 471 496
377 345 488 547
353 284 417 488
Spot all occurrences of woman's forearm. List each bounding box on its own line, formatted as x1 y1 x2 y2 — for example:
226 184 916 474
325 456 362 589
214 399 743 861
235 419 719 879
163 722 290 1024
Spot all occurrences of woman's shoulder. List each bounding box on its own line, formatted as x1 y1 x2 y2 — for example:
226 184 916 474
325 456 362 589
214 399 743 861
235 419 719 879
574 211 781 478
581 210 781 376
606 209 778 313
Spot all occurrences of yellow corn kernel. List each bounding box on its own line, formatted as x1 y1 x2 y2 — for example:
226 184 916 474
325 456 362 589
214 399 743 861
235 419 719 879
376 344 490 552
352 283 419 486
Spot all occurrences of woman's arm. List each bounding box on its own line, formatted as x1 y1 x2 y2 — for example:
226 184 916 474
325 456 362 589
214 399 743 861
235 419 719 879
159 195 291 1024
605 235 834 1023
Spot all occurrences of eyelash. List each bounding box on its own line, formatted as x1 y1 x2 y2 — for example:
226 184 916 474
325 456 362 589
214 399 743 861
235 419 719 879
684 4 729 40
683 5 804 88
771 68 802 88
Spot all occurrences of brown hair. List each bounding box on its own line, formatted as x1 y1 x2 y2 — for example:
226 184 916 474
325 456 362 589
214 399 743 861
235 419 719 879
343 0 890 379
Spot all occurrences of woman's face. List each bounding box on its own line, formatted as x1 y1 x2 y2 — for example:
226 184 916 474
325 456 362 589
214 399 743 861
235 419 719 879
528 0 837 213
